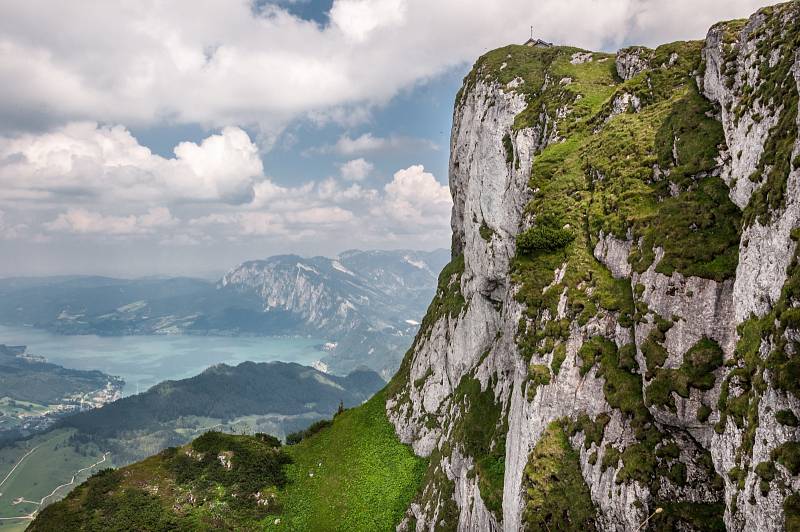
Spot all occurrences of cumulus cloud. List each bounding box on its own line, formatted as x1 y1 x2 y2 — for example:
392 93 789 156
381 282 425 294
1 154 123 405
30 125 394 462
339 158 373 181
379 165 452 230
0 123 263 204
0 0 769 136
45 207 176 235
330 0 407 42
173 165 449 242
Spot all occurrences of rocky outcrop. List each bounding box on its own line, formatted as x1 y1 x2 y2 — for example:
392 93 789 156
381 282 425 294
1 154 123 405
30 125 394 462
390 3 800 531
615 46 652 80
701 9 800 322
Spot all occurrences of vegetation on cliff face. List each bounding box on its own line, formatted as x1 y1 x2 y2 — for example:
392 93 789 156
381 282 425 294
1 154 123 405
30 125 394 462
522 421 597 531
490 36 735 528
456 36 741 525
450 376 507 520
646 337 724 410
732 2 800 227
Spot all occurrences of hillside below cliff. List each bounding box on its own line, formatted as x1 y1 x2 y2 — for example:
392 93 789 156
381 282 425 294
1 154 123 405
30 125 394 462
27 2 800 531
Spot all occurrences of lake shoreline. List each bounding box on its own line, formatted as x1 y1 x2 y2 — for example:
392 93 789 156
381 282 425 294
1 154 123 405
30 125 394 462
0 325 328 397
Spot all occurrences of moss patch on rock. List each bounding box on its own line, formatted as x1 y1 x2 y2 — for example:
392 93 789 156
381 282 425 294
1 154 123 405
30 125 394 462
522 421 597 531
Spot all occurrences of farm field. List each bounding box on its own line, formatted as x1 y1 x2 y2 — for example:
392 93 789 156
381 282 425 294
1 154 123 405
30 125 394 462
0 429 112 529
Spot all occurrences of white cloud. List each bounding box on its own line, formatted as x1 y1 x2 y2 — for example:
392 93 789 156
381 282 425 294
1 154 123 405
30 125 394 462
45 207 176 235
0 122 263 204
171 164 449 243
285 206 354 225
317 178 377 202
311 133 439 156
378 164 452 230
330 0 407 42
332 133 387 154
339 158 373 181
190 212 286 237
0 1 769 136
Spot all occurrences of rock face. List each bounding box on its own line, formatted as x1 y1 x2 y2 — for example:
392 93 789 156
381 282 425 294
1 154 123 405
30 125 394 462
615 46 653 81
389 4 800 531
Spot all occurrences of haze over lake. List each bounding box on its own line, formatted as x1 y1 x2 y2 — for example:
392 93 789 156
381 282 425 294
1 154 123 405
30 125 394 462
0 325 326 396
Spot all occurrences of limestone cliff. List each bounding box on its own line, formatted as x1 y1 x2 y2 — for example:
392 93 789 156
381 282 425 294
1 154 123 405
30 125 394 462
388 3 800 530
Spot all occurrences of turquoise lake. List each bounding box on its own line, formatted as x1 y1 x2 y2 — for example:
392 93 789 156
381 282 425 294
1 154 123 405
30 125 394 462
0 325 326 396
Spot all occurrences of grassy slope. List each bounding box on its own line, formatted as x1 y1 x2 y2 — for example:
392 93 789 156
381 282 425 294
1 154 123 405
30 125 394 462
27 389 426 531
271 389 426 531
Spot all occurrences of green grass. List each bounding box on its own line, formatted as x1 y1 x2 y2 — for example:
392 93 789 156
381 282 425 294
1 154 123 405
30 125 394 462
568 413 609 450
785 493 800 531
272 389 426 531
649 501 725 531
522 421 597 530
647 337 724 411
0 397 50 417
776 409 799 427
0 522 28 532
771 442 800 476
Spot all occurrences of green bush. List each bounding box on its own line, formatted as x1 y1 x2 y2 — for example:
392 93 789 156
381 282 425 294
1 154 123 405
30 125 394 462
551 343 567 374
503 133 514 165
785 493 800 531
516 225 575 254
452 376 507 519
522 421 597 531
771 442 800 475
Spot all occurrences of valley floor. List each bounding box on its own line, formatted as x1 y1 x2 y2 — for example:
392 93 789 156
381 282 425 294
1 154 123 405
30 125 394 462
0 429 109 529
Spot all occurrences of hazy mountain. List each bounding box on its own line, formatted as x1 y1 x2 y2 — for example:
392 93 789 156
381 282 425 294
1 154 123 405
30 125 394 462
0 249 449 377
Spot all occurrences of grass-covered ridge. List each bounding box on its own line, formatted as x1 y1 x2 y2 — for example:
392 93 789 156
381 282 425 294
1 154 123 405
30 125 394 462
272 389 426 531
28 389 426 531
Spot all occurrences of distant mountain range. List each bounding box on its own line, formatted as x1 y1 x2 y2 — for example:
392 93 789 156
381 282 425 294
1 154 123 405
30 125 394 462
0 249 449 377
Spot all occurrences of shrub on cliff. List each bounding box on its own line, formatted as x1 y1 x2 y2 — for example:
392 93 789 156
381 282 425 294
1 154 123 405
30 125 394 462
516 225 575 254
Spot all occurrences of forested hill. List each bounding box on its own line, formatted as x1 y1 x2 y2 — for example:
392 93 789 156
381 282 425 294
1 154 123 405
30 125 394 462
59 361 383 440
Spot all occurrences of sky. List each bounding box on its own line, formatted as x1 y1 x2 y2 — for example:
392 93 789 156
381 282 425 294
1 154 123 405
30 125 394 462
0 0 772 278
